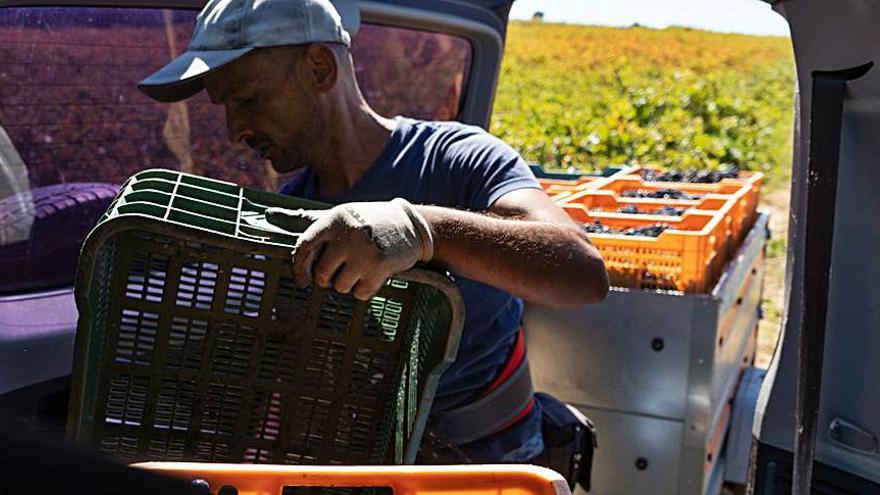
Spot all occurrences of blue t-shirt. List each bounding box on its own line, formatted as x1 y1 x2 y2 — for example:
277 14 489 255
280 117 544 461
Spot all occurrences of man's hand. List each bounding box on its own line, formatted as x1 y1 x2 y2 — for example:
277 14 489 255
265 199 434 300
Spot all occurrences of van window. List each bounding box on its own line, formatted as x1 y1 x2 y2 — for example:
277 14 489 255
0 7 472 294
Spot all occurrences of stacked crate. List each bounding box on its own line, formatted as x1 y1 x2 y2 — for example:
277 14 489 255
537 165 762 293
529 165 766 494
529 164 604 202
537 176 598 202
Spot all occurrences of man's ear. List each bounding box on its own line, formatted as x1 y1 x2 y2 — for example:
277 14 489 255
303 43 339 94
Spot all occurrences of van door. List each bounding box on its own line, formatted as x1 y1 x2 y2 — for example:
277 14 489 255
0 0 507 438
751 0 880 492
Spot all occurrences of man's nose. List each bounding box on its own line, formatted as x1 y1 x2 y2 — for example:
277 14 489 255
226 111 254 145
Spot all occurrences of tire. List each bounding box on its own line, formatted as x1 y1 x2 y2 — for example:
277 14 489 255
0 182 119 294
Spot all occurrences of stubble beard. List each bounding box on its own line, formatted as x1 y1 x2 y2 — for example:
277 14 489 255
270 111 328 174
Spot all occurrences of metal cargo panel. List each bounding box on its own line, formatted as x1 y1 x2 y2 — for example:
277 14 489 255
526 214 768 422
710 250 763 413
524 288 694 420
527 213 769 495
573 406 682 495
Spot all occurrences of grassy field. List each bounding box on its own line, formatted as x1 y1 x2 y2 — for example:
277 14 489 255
493 22 796 365
493 21 795 186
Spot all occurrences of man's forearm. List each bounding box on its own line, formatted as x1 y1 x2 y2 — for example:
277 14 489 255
415 205 609 308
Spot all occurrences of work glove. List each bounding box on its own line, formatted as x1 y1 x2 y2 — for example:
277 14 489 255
264 198 434 300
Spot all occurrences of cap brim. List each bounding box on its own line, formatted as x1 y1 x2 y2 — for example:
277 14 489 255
138 47 254 103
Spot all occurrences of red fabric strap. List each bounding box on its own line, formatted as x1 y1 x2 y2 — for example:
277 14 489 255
487 328 527 392
500 398 536 430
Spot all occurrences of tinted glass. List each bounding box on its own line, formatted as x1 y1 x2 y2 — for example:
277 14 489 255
352 24 471 121
0 7 472 294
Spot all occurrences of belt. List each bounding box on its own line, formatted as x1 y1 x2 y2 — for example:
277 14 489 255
430 329 535 446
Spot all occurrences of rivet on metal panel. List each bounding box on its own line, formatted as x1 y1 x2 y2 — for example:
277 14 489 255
651 338 664 352
635 457 649 470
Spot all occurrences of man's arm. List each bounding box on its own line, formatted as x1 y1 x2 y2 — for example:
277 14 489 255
265 188 608 309
416 188 608 308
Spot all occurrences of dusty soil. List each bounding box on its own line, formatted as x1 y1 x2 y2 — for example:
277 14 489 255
755 182 791 368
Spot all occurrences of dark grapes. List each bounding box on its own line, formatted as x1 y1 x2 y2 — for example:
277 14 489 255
583 220 669 237
656 205 687 216
614 204 686 216
640 166 740 183
621 188 702 200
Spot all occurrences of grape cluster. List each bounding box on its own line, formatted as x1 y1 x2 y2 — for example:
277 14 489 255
656 205 688 216
641 271 677 291
621 188 702 200
641 166 740 183
616 204 686 216
583 220 669 237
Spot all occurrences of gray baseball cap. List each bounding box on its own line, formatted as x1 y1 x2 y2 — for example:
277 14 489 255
139 0 356 102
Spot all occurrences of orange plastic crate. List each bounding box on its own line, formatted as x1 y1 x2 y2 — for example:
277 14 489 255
592 174 761 245
564 204 731 293
537 177 597 202
537 177 594 188
560 189 732 216
623 166 762 242
538 165 642 204
628 165 762 186
593 175 748 198
134 463 572 495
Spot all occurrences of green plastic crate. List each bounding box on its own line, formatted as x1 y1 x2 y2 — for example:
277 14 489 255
67 169 464 466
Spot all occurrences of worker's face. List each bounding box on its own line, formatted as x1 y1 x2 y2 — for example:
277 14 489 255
203 46 329 173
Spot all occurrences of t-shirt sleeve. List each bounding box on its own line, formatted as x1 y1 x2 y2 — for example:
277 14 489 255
278 168 309 196
443 127 541 211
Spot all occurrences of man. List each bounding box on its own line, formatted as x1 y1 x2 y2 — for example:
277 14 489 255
138 0 607 473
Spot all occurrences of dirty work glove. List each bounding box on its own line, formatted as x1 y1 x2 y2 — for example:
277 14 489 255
264 198 434 300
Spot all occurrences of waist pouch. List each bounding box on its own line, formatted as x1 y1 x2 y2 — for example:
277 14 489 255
530 392 597 492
